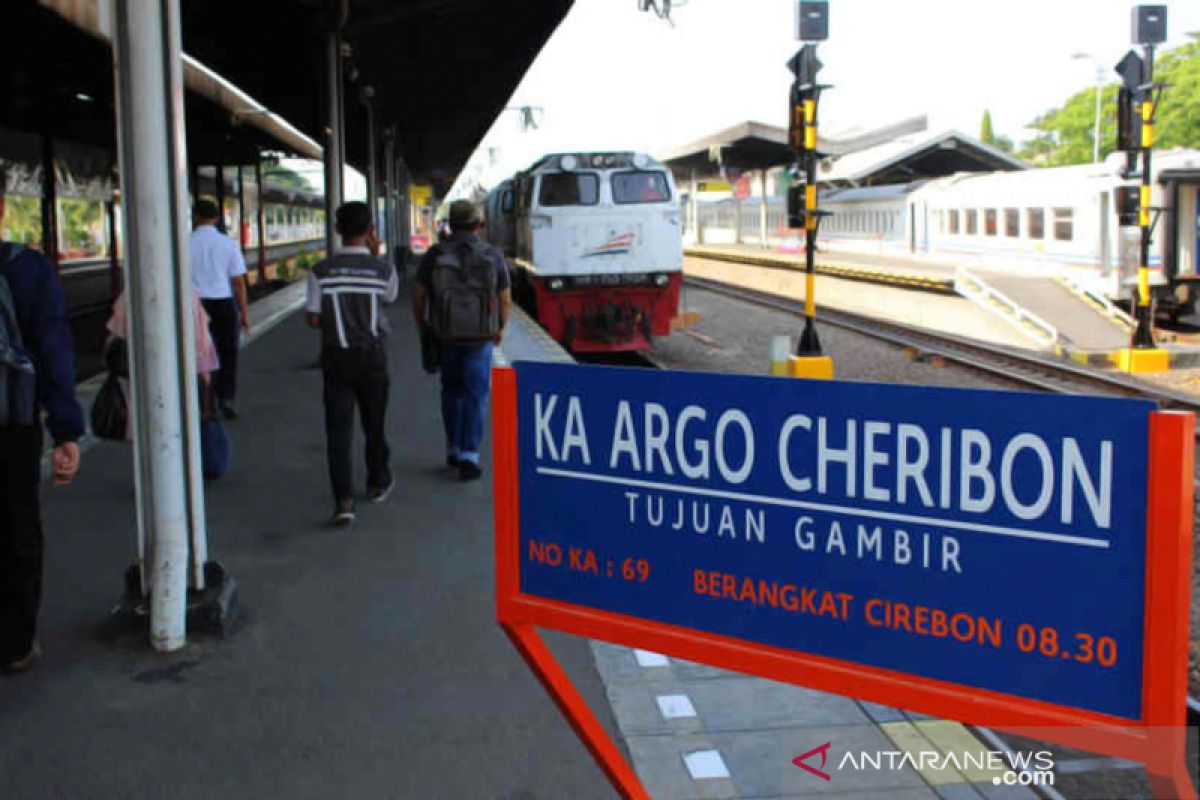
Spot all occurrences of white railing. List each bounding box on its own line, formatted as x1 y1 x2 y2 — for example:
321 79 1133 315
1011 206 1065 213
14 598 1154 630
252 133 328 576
954 267 1059 349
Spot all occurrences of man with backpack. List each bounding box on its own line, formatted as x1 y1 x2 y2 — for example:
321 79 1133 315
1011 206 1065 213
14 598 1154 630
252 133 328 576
0 171 84 674
306 201 398 525
411 199 510 482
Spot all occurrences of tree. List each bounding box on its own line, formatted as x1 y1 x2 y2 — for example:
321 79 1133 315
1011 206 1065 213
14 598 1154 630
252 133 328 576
980 110 995 145
1019 33 1199 166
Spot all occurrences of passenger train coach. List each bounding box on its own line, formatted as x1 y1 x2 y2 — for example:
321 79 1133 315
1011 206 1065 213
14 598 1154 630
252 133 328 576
484 152 683 353
815 149 1200 318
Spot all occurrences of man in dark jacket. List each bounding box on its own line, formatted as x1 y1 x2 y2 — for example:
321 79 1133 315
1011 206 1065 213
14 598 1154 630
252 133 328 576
306 201 398 525
411 199 510 482
0 171 84 674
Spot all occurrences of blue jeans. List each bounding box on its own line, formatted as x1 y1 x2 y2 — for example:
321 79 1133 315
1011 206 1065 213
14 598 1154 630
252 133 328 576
440 341 493 464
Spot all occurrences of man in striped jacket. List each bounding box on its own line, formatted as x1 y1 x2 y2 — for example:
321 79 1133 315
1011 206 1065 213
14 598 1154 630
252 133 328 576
305 202 398 525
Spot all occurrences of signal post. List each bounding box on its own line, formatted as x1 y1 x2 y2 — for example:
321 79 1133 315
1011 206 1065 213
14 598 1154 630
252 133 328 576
1114 5 1170 373
785 1 833 379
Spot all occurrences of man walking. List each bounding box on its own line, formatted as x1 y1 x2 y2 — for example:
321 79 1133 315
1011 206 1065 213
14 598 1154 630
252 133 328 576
0 171 83 674
306 201 398 525
412 199 510 482
190 199 249 420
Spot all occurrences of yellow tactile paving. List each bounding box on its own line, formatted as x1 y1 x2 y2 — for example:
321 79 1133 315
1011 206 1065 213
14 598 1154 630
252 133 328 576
684 246 956 294
879 719 1007 786
879 721 961 786
915 720 1007 784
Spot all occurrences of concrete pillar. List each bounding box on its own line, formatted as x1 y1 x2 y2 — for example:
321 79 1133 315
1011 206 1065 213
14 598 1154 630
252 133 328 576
324 32 344 253
759 169 770 249
361 88 377 230
383 126 397 265
255 157 267 284
111 0 207 651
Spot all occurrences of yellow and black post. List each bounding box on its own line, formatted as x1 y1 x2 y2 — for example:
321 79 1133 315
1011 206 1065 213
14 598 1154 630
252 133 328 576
785 1 833 379
1113 5 1169 373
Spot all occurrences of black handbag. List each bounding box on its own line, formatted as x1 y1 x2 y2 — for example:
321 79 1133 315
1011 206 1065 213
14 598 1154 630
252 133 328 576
90 373 127 440
104 336 129 377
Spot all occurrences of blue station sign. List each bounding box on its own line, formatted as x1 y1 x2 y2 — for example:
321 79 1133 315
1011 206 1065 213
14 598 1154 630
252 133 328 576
515 361 1154 720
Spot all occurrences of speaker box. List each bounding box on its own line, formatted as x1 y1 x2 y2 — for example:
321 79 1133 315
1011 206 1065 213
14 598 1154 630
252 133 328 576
1132 5 1167 45
797 1 829 41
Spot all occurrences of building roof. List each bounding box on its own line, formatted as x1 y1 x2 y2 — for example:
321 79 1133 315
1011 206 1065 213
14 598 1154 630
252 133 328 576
14 0 576 192
818 129 1027 186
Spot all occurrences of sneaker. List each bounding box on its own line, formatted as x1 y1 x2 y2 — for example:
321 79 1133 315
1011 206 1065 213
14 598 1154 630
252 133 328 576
458 461 483 482
331 500 356 526
219 400 238 420
1 641 42 676
446 454 460 469
368 476 395 503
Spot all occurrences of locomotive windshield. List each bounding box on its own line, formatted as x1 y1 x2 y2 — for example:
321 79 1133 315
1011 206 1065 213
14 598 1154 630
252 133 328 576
539 173 599 206
612 171 671 204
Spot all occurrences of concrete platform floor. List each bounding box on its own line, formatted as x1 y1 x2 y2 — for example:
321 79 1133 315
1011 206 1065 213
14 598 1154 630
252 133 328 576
1 300 621 800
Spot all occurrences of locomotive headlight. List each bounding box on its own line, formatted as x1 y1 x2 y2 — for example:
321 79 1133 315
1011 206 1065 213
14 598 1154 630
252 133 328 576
653 273 670 287
559 155 578 171
548 278 565 291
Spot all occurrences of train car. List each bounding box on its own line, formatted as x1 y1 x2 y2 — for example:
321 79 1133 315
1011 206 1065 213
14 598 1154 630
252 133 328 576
483 178 515 255
489 151 683 352
817 148 1200 317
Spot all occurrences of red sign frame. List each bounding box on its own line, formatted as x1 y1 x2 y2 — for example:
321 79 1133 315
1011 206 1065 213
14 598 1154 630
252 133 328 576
491 366 1197 800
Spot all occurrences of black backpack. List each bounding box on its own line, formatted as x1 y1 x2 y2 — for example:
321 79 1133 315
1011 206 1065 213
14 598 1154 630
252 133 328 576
0 243 37 428
429 241 500 341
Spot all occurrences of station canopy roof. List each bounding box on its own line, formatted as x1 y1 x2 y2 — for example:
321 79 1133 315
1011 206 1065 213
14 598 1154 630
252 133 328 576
659 117 1027 187
6 0 575 193
818 129 1027 187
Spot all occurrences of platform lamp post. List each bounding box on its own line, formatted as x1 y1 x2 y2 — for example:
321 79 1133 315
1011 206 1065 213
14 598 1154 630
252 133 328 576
1113 5 1169 371
1071 52 1105 164
784 0 834 378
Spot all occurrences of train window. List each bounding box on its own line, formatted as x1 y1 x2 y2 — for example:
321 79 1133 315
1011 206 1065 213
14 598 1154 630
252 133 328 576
984 209 997 236
613 171 671 204
501 189 514 213
57 198 109 262
0 194 43 248
965 209 978 235
1026 208 1044 239
1004 208 1019 237
1053 207 1074 241
948 210 959 234
539 172 599 206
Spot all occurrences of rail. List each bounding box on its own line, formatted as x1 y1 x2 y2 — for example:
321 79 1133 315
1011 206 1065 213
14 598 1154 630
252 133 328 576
683 274 1200 413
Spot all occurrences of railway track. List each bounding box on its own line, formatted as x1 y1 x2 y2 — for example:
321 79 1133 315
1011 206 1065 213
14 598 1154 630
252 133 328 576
682 274 1200 798
685 275 1200 413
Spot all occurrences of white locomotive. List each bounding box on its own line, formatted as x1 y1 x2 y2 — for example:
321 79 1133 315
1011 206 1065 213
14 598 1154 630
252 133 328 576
485 152 683 352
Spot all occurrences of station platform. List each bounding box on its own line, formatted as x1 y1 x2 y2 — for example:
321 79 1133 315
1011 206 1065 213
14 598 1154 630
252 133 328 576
685 243 1200 370
3 285 1049 799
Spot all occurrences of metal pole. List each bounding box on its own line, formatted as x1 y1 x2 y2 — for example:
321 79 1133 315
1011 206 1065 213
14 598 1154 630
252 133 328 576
362 89 377 227
255 157 267 285
237 165 247 248
758 169 769 249
40 134 59 268
383 126 396 265
214 163 226 233
111 0 206 652
324 32 344 254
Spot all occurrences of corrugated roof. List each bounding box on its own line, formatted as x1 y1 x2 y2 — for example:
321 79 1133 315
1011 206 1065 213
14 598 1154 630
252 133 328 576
819 129 1027 185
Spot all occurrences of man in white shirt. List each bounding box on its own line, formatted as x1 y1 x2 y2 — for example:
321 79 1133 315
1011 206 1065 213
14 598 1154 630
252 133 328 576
190 199 250 419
